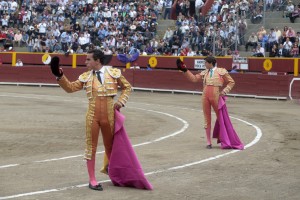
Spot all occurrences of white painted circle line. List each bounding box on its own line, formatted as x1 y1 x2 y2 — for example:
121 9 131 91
0 93 189 168
0 93 262 200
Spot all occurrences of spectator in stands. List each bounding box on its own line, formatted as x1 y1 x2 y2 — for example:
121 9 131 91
266 0 276 11
245 32 258 52
278 43 284 57
0 30 7 45
289 4 299 22
251 9 263 24
26 36 34 52
286 26 296 43
252 43 265 57
239 0 249 18
13 30 22 47
38 18 47 36
297 32 300 52
269 43 279 57
283 37 293 57
163 27 173 42
195 0 204 19
275 27 282 44
21 31 29 47
192 31 203 51
290 43 299 57
163 0 172 19
267 28 278 52
284 1 294 18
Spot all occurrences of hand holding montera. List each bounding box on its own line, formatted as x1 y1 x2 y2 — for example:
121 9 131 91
176 59 187 72
50 56 63 78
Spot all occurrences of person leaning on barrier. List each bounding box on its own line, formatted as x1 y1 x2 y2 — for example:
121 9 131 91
176 56 235 149
49 50 132 191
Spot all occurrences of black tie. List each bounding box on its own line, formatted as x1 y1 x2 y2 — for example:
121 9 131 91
96 71 102 84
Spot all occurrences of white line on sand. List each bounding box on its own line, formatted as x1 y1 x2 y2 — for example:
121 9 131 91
0 93 262 199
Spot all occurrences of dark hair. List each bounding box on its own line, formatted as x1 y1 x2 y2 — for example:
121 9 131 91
204 56 217 66
88 49 104 63
88 49 113 65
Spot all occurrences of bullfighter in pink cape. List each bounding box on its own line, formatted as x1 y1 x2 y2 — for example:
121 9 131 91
177 56 243 149
49 50 132 191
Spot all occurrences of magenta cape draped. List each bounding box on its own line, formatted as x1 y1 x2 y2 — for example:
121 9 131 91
213 96 244 150
108 110 153 190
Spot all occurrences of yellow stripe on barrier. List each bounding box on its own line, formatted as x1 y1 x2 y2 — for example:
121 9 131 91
11 52 16 67
72 54 76 68
294 58 299 77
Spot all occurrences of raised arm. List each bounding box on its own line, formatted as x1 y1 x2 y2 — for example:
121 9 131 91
176 59 202 82
50 56 84 93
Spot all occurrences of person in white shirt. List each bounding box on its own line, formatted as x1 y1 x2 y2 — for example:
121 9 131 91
10 0 18 13
284 1 294 17
38 19 47 36
195 0 204 18
187 48 195 56
283 37 292 50
163 27 173 42
208 13 217 24
78 32 86 48
95 18 102 29
103 7 111 22
15 59 23 67
254 43 265 57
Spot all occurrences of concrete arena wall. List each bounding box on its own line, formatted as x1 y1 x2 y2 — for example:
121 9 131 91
0 66 300 99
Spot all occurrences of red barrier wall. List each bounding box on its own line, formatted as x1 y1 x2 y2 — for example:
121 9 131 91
1 66 299 99
1 53 298 74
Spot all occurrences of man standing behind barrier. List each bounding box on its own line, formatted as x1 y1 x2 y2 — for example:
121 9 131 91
176 56 235 149
49 50 132 191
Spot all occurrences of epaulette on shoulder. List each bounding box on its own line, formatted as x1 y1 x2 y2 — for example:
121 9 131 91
217 68 228 76
107 67 121 78
78 71 92 82
200 69 209 75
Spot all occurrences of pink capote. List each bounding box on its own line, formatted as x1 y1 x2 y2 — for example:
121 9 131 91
108 110 153 190
213 96 244 150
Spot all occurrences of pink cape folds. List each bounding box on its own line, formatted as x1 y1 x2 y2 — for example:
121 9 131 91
108 110 153 190
213 96 244 150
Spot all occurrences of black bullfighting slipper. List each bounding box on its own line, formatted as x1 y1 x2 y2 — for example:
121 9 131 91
206 144 212 149
89 183 103 191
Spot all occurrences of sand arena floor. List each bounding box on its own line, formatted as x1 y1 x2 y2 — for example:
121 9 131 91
0 85 299 200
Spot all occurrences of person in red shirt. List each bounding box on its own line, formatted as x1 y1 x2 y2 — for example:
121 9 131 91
0 31 7 45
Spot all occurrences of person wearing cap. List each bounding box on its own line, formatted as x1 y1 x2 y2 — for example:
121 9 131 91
49 50 132 191
176 56 235 149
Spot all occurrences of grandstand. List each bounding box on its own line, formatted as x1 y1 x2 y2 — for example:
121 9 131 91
0 0 299 58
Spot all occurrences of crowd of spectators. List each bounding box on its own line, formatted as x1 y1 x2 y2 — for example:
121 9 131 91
0 0 299 58
167 0 300 57
0 0 162 54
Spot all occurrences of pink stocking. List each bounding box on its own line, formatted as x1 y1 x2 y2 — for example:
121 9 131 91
86 159 98 186
205 128 212 145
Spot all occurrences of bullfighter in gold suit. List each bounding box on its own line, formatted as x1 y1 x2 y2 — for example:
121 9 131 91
50 50 132 191
177 56 235 149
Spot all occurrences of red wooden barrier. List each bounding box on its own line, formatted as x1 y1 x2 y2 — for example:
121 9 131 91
0 53 298 74
1 67 299 99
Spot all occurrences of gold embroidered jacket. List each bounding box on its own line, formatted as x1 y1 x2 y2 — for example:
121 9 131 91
57 66 132 105
184 68 235 94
